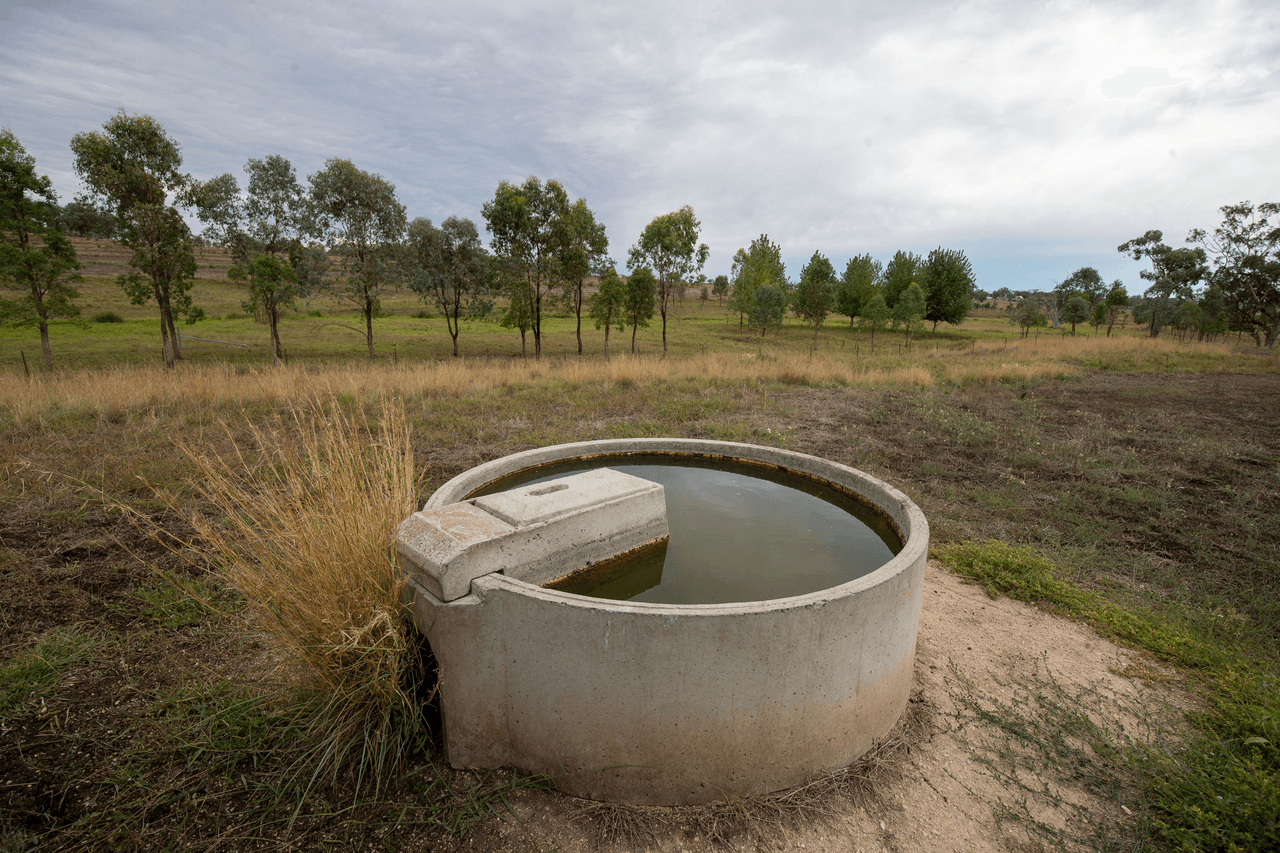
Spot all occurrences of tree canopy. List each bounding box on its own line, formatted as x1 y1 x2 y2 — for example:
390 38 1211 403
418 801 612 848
793 251 837 349
190 154 314 363
406 216 493 357
836 254 881 326
729 234 786 331
623 267 657 353
893 281 926 340
627 205 709 355
1062 295 1090 335
589 267 626 358
308 158 406 360
482 176 569 359
71 111 200 368
559 198 609 355
920 246 975 331
1190 201 1280 348
1117 230 1207 337
0 129 82 372
882 250 921 309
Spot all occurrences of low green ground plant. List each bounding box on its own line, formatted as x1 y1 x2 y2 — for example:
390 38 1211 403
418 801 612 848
0 627 100 713
935 539 1280 853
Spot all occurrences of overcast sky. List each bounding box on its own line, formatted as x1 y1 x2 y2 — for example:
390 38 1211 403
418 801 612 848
3 0 1277 291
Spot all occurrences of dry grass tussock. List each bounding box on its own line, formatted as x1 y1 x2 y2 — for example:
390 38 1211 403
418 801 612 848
0 335 1259 421
137 394 427 792
571 696 931 849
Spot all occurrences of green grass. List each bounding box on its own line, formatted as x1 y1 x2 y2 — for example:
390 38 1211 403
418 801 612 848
935 539 1280 853
132 572 222 630
0 627 100 714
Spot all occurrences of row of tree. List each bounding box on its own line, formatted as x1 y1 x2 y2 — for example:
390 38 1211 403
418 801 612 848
0 112 714 369
725 236 978 346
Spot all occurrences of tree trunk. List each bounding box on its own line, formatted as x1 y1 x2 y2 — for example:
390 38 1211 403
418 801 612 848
39 320 52 372
270 304 282 366
603 324 610 359
158 296 177 369
575 283 583 355
365 300 375 361
631 322 638 354
1266 315 1280 349
450 304 460 357
661 307 668 355
532 294 542 359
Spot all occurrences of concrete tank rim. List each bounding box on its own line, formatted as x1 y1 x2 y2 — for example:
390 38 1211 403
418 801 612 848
425 438 929 614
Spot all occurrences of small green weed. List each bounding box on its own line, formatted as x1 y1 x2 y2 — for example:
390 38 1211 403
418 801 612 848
133 572 221 629
935 539 1218 670
938 539 1280 852
0 627 100 714
946 657 1155 851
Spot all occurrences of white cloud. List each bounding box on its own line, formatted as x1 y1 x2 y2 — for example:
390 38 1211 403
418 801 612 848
1 0 1277 289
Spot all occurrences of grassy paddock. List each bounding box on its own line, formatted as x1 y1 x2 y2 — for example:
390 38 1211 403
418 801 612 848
2 337 1278 849
2 333 1272 424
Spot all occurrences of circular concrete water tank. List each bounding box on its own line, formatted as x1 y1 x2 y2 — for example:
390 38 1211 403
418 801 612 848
406 438 928 805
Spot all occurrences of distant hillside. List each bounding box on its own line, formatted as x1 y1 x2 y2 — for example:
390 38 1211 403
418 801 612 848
69 236 236 280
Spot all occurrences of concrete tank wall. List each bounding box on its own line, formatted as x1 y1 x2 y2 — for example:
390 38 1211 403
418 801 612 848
409 439 928 805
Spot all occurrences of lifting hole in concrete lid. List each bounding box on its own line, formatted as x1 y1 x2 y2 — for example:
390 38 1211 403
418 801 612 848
527 483 569 496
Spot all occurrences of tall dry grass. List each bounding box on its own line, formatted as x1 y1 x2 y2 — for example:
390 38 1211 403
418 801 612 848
172 394 426 793
0 335 1268 421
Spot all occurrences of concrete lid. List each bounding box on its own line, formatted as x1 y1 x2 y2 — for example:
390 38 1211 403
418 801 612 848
399 467 668 602
472 468 656 527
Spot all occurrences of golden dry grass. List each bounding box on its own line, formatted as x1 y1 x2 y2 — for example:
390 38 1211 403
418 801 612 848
145 395 427 792
3 334 1268 423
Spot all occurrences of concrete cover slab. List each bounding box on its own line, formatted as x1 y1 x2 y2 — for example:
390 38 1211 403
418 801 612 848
472 468 655 527
397 468 668 602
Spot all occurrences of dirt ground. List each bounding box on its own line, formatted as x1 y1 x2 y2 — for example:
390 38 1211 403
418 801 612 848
441 560 1183 853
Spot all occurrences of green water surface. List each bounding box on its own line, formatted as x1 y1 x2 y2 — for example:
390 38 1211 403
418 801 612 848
473 455 901 605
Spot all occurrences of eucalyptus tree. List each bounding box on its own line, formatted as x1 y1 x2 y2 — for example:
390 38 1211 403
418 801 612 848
0 129 82 371
1055 266 1107 307
70 111 201 367
308 159 406 360
793 251 837 350
58 198 116 238
627 205 709 355
623 267 657 353
729 234 786 330
189 155 314 364
1195 283 1229 341
1104 282 1128 336
920 247 975 331
406 216 493 357
482 176 569 359
1190 201 1280 347
837 254 882 327
558 198 609 355
1117 230 1207 338
1062 295 1090 335
1013 297 1048 338
589 267 626 358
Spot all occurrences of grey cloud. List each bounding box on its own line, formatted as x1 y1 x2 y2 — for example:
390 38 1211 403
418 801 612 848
2 0 1277 290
